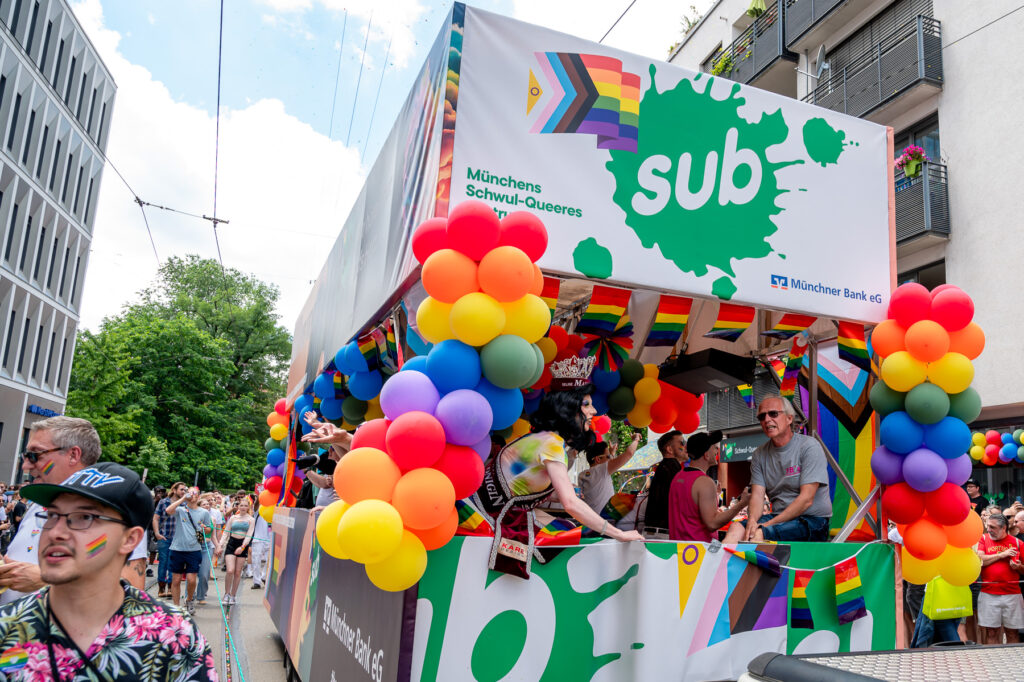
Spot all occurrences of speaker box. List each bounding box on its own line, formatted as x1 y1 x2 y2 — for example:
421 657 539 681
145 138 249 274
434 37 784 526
658 349 756 395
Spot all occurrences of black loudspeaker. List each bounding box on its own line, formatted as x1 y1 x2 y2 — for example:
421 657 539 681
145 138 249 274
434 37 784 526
658 349 756 395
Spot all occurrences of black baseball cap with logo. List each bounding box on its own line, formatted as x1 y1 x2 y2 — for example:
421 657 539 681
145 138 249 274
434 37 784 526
686 430 724 459
20 462 155 530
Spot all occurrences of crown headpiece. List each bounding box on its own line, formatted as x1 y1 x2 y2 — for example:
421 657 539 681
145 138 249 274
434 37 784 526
549 355 597 391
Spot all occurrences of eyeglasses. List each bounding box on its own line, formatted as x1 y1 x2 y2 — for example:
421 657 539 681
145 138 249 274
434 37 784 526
35 511 128 531
757 410 784 421
21 446 65 463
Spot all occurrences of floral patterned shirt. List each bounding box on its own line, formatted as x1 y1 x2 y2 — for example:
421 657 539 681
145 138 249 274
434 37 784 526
0 582 218 681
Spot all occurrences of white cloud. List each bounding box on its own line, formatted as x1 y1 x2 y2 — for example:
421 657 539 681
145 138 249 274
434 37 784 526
72 0 365 332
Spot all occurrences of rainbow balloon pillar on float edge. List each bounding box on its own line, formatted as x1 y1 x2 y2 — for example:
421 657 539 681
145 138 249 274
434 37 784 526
870 282 986 586
259 397 305 520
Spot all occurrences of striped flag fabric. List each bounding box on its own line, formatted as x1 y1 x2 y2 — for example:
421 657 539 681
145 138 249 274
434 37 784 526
576 285 631 336
780 336 810 398
722 546 782 577
837 321 871 372
357 333 380 372
540 276 561 321
535 516 583 546
644 294 693 347
835 557 868 624
791 569 815 629
762 313 817 341
454 500 493 537
703 303 755 342
599 492 637 522
737 384 754 408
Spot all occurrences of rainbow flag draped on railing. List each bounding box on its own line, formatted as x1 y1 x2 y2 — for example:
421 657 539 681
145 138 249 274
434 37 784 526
540 276 561 321
780 336 809 398
703 303 755 342
644 294 693 347
357 332 380 372
791 569 815 629
762 313 816 340
835 557 868 624
836 321 870 371
535 517 583 546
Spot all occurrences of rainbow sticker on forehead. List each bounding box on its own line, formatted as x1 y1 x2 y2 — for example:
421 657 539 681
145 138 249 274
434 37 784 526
86 535 107 557
0 645 28 672
41 460 55 475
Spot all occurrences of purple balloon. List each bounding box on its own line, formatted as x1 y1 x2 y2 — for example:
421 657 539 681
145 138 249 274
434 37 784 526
294 467 306 480
435 389 493 446
903 447 947 493
263 464 277 479
275 463 286 477
470 435 492 461
870 446 904 486
379 370 440 420
945 453 972 486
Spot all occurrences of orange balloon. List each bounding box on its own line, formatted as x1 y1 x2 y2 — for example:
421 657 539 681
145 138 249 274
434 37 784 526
334 447 402 504
477 246 535 302
903 516 947 561
267 411 289 427
948 322 985 360
258 489 278 508
904 319 950 363
421 249 479 303
946 510 984 548
390 468 456 530
407 507 459 550
871 319 906 359
529 264 544 296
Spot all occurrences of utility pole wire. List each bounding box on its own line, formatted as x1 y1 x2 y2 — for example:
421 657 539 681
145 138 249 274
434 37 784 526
133 198 160 263
345 12 373 147
327 10 349 140
600 0 637 43
361 31 392 163
211 0 226 267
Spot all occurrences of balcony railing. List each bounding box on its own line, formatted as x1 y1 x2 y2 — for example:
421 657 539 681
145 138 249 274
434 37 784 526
802 16 942 118
784 0 846 47
895 161 949 244
709 0 797 85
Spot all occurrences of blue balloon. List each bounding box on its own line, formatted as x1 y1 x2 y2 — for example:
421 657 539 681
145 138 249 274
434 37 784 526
426 340 482 394
474 378 524 431
334 346 354 375
319 398 344 421
1002 433 1015 445
923 416 972 460
592 369 621 394
348 370 383 401
343 341 368 373
879 411 924 454
294 394 313 416
524 390 543 415
402 355 429 373
592 391 609 416
266 448 286 467
313 373 336 400
1001 443 1017 462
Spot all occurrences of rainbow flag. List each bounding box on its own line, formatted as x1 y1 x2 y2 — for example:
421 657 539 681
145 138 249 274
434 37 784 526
540 276 561 321
791 569 815 629
762 313 816 340
769 357 786 381
645 295 693 347
737 384 754 408
455 500 493 537
780 336 810 398
600 492 637 521
835 557 868 624
837 322 870 372
723 546 781 577
703 303 755 342
536 517 583 546
0 645 28 673
357 333 380 372
576 285 631 336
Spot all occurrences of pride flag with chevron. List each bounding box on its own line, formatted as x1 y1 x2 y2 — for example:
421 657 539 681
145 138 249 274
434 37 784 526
703 303 755 342
762 313 816 340
644 294 693 347
837 321 870 371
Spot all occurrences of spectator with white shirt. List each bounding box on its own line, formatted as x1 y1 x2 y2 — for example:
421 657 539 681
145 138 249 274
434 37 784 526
579 432 642 514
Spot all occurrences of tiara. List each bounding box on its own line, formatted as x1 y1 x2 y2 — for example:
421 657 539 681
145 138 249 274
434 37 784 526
549 355 596 390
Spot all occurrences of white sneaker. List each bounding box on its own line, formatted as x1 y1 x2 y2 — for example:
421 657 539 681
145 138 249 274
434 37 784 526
222 595 233 605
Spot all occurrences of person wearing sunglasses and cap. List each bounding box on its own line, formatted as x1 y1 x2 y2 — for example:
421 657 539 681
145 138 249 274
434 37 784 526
0 461 217 680
723 396 831 544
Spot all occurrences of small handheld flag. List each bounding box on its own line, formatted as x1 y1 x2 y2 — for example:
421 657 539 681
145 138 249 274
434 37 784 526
722 546 781 577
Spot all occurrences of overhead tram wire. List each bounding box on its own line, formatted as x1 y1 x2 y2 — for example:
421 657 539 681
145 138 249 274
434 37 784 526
361 31 393 163
345 12 373 147
101 156 160 263
211 0 227 267
327 10 349 140
600 0 637 43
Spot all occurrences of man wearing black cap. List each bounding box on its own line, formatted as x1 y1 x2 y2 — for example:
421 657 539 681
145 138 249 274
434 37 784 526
966 480 987 513
668 431 750 542
0 462 217 680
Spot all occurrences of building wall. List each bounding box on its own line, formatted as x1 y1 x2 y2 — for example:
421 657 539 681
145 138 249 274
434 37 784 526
0 0 114 481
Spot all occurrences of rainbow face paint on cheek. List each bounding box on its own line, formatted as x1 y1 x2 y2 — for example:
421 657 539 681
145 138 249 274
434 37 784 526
41 460 55 475
86 534 107 557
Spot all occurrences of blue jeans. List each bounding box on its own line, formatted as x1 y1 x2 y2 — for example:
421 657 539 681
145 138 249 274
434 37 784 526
745 513 831 542
911 613 961 647
196 542 212 600
157 538 173 584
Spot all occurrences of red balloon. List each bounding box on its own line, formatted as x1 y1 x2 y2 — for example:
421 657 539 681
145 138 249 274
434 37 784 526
924 482 971 526
649 397 678 425
882 482 925 524
412 217 448 264
290 476 303 493
432 443 485 499
930 283 957 296
887 283 932 329
498 211 548 262
986 430 1002 446
352 418 390 451
547 326 568 351
674 411 700 434
565 335 586 354
532 366 553 390
554 347 577 362
648 420 674 434
676 389 703 414
264 476 283 495
592 415 612 435
408 508 459 550
274 398 288 415
930 287 974 332
983 444 999 466
385 411 446 471
447 201 500 261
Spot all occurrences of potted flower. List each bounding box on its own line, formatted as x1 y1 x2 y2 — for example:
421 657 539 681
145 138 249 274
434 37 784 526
895 145 929 179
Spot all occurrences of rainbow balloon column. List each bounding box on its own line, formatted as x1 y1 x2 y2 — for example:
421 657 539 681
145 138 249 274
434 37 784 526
316 201 555 592
969 429 1024 466
259 398 305 520
870 283 986 586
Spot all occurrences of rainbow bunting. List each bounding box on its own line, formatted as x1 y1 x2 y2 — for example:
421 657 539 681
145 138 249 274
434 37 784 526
769 357 786 382
836 322 870 372
357 333 380 372
581 316 633 371
737 384 754 408
599 492 637 522
835 557 868 624
722 546 781 577
645 295 693 347
762 313 817 341
576 286 631 336
703 303 755 342
780 336 809 398
540 276 561 321
791 569 815 629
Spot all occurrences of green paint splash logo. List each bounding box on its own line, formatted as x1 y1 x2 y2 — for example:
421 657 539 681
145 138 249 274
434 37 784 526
803 117 857 167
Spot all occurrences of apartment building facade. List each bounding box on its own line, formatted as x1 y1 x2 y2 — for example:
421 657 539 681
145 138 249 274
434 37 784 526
0 0 114 480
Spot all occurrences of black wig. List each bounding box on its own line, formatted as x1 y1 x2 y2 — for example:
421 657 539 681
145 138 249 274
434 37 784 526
529 385 596 451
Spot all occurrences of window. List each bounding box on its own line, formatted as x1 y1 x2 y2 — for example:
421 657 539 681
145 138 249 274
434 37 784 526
72 166 83 213
63 56 75 104
30 322 42 378
58 245 69 296
899 260 945 289
44 329 55 382
48 139 60 190
40 20 51 69
60 153 72 202
52 39 63 87
34 124 47 177
25 1 38 53
75 73 86 118
69 255 80 305
20 108 35 164
1 309 16 368
16 316 31 374
7 93 21 150
32 225 45 279
895 115 940 164
83 177 94 221
97 102 106 145
18 215 31 270
55 335 67 388
4 203 19 261
0 75 6 110
9 0 22 36
45 235 57 288
86 88 97 133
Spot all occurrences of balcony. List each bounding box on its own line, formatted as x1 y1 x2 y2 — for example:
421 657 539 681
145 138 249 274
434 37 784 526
895 161 949 257
785 0 871 52
801 16 942 122
709 0 798 96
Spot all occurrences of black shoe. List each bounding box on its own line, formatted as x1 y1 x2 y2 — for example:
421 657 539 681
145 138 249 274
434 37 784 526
251 583 262 589
146 568 153 577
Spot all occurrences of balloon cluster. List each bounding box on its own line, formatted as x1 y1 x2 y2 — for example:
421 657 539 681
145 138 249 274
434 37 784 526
258 398 305 520
590 360 702 433
870 283 985 586
310 358 386 431
969 429 1024 465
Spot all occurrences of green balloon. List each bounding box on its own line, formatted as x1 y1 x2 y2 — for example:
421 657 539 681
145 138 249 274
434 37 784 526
521 343 545 389
295 441 311 453
619 359 644 388
904 382 950 424
496 426 514 440
608 386 637 414
1014 429 1024 445
264 437 279 452
607 411 629 422
328 417 346 427
948 387 982 424
869 381 905 416
341 395 368 423
481 335 536 389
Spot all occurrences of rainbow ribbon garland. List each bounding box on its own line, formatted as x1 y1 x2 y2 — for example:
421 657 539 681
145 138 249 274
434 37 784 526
837 321 871 372
644 294 693 347
762 313 817 341
835 556 868 624
703 303 755 342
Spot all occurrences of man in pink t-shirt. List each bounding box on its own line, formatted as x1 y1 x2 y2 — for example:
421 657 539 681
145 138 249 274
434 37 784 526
669 431 750 542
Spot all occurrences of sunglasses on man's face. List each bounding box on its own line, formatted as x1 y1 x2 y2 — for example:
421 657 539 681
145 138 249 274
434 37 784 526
21 446 65 463
757 410 784 422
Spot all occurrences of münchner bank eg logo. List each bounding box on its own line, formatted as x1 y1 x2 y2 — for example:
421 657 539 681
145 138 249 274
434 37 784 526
770 275 788 290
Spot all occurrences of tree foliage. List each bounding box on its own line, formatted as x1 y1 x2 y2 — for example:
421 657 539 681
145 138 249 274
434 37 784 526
67 256 291 490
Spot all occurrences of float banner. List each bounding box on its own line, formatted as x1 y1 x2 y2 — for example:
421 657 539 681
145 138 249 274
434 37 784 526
412 537 895 681
450 6 893 322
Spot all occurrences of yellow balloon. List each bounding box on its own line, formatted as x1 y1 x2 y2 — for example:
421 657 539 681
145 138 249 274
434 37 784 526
315 500 351 559
365 401 385 421
536 337 557 364
901 545 940 585
258 505 274 523
269 423 288 441
969 445 985 461
971 432 986 447
880 351 927 392
340 419 357 431
627 403 652 428
937 545 982 586
416 297 454 344
633 377 661 404
450 292 506 346
643 363 660 379
337 500 404 564
511 418 531 439
500 294 551 344
927 352 974 394
365 530 428 592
